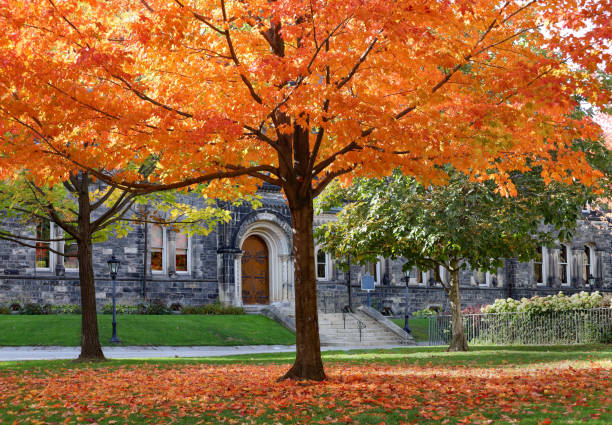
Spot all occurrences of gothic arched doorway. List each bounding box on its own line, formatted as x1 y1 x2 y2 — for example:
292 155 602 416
241 235 269 304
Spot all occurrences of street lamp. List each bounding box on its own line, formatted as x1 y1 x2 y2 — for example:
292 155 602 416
588 274 595 287
107 255 121 344
403 268 412 334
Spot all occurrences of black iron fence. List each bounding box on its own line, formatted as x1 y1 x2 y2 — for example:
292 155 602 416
427 308 612 346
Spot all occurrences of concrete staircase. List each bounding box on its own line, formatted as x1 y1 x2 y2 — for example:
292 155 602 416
259 303 414 347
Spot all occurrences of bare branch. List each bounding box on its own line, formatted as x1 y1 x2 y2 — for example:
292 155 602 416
336 37 378 89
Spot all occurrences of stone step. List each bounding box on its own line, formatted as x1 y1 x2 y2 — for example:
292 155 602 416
262 304 412 346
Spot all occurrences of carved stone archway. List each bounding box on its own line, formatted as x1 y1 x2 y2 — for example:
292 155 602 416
233 213 293 305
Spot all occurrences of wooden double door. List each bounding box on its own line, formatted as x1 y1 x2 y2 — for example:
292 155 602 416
241 236 270 305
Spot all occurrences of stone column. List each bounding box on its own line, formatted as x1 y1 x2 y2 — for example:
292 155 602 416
234 253 243 306
280 254 292 302
217 248 240 306
167 230 176 276
549 248 559 288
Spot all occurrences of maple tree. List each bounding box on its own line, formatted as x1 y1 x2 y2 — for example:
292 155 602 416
0 0 610 379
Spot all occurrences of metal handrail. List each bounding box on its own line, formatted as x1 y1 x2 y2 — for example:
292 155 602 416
345 311 366 341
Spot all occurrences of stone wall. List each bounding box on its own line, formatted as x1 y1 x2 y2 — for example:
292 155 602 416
1 187 610 312
0 276 218 308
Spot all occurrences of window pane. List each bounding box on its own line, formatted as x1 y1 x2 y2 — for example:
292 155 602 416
176 232 188 250
176 249 188 272
316 250 326 279
151 248 163 271
317 263 326 279
534 263 543 284
416 268 423 284
64 243 79 269
583 246 591 281
559 245 568 284
534 247 543 283
559 245 567 264
560 265 567 284
317 250 326 264
365 262 378 281
474 270 486 285
151 225 163 249
35 221 50 268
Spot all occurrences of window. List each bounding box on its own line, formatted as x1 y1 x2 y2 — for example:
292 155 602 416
438 265 449 286
473 270 491 286
151 224 165 273
364 260 381 284
315 248 328 280
409 267 427 285
63 240 79 270
534 246 547 285
559 245 570 286
35 220 52 270
174 231 190 274
582 245 595 284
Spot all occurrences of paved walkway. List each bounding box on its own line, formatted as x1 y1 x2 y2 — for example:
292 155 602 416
0 344 410 361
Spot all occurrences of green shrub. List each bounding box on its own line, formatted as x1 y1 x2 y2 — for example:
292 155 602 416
143 300 171 315
182 302 245 315
102 304 140 314
411 307 437 318
482 291 609 315
0 305 11 314
50 304 82 314
20 303 46 315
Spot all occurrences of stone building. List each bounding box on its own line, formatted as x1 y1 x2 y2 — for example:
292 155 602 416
0 183 611 313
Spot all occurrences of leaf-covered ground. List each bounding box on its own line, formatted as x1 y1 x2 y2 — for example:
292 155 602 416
0 347 610 424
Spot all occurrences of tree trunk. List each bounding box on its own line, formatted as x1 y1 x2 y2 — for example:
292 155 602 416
447 267 468 352
75 175 105 361
280 196 326 381
76 236 105 360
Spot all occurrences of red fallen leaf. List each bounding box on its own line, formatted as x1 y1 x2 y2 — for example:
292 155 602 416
538 419 552 425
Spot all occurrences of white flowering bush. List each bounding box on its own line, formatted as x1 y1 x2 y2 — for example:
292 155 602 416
482 292 608 315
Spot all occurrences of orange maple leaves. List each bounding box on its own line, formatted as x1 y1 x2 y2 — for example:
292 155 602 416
1 361 610 424
0 0 609 192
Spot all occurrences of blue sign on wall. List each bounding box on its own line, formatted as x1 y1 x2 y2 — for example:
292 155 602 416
361 274 375 291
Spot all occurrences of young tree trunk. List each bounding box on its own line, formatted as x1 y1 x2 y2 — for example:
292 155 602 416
447 267 468 352
280 195 326 381
76 236 105 360
75 175 105 361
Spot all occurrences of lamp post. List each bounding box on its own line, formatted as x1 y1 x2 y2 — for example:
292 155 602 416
107 255 121 344
403 268 412 334
588 274 595 288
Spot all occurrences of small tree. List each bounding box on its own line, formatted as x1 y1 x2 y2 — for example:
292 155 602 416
315 168 593 351
0 172 232 360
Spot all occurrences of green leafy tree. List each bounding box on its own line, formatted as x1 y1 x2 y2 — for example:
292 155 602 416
0 172 234 360
315 168 593 351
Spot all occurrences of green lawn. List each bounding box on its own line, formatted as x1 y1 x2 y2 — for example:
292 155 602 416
0 314 296 346
391 317 429 342
0 345 610 424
